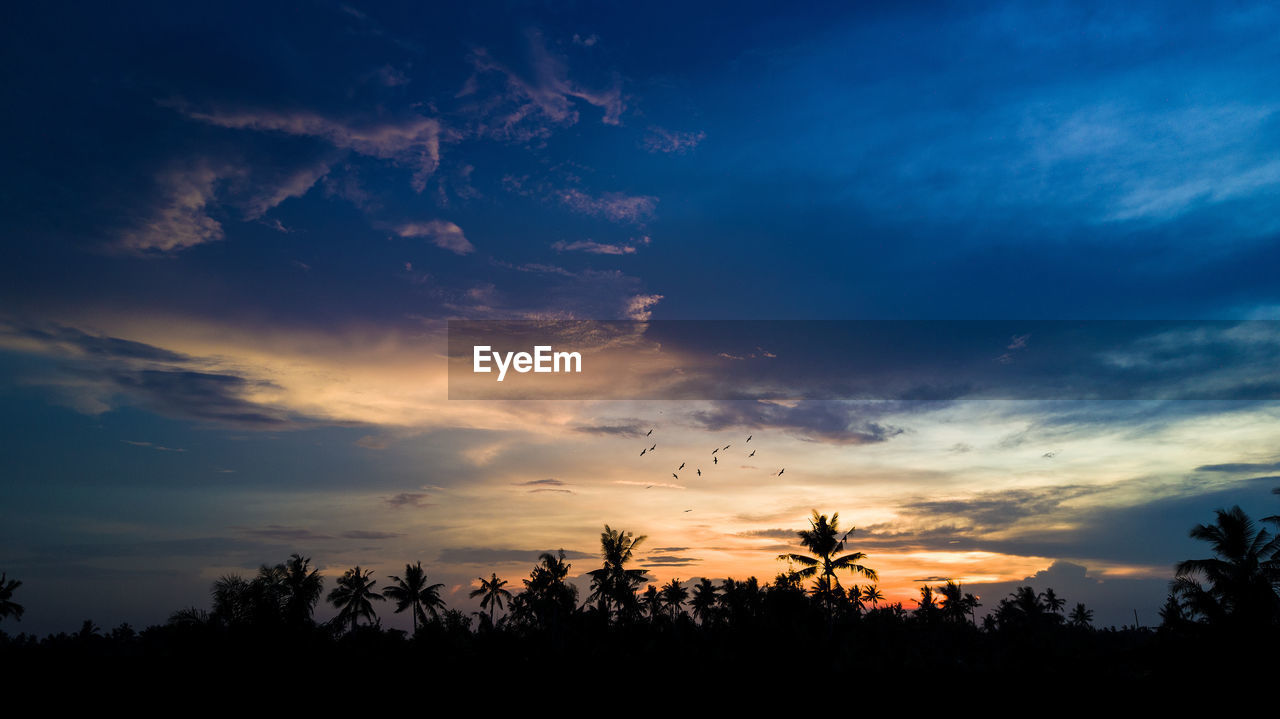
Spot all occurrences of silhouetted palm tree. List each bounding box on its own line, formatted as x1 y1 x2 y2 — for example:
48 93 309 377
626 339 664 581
1040 587 1066 618
660 578 688 620
280 553 324 626
514 551 577 631
0 573 22 623
470 573 512 626
586 525 648 622
1068 602 1093 628
777 510 877 617
211 574 252 626
642 585 662 620
690 578 719 625
937 580 979 625
327 566 384 633
915 584 939 623
1173 505 1280 626
383 561 446 633
862 585 884 608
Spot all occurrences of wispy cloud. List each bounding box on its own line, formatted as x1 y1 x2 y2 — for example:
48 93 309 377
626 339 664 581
170 101 442 191
643 127 705 154
556 189 656 223
396 220 475 254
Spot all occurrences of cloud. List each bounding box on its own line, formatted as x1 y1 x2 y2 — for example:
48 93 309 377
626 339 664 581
340 530 401 540
241 161 331 220
643 127 706 154
899 484 1103 531
118 162 229 253
572 423 644 437
396 220 475 255
0 322 296 427
552 239 638 255
172 102 442 191
625 294 663 321
1194 461 1280 473
240 525 332 541
386 492 433 508
557 189 656 223
464 29 624 143
121 440 187 452
639 555 701 567
518 478 566 486
355 435 392 450
689 400 906 445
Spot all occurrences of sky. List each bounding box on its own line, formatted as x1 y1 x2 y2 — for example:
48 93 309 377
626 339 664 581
2 0 1280 634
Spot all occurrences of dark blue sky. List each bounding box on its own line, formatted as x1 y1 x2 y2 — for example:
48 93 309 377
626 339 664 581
3 1 1280 634
5 1 1280 324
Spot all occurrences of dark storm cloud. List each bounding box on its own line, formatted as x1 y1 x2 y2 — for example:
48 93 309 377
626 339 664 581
16 325 191 363
386 493 433 508
851 475 1280 568
1195 462 1280 473
437 547 596 564
240 526 333 541
1 322 309 428
341 530 402 540
900 485 1105 530
689 401 906 445
114 369 292 427
639 555 701 567
572 423 645 437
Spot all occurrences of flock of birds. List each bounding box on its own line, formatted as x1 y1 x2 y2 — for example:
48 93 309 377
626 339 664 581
638 428 785 512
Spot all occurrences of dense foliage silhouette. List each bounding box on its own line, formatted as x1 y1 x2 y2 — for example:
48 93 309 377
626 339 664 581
3 503 1278 683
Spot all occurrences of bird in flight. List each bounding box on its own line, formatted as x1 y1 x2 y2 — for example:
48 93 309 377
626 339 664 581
650 443 656 451
678 462 685 470
640 449 646 457
713 456 718 465
746 435 752 443
684 509 692 513
696 468 701 476
672 473 679 480
748 450 756 458
723 444 731 450
776 468 784 476
712 448 718 455
646 429 653 436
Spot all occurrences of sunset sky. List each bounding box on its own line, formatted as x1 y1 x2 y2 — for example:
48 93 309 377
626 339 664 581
3 1 1280 635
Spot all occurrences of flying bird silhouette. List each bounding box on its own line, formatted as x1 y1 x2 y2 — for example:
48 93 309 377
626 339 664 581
646 429 653 436
684 509 692 512
746 435 752 443
723 444 731 450
678 462 685 470
712 448 718 455
672 473 679 480
776 468 785 476
650 443 656 451
640 449 646 456
748 450 756 458
696 468 701 476
713 456 718 465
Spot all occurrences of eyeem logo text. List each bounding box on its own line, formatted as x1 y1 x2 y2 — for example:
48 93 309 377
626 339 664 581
472 345 582 382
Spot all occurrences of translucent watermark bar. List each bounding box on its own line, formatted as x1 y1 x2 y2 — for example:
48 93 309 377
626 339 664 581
447 320 1280 400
